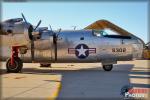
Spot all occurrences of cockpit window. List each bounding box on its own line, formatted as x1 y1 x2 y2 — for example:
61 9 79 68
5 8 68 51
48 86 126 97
93 30 108 37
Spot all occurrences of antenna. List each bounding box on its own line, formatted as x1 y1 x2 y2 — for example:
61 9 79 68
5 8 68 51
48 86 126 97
58 28 61 32
49 25 52 31
72 26 77 30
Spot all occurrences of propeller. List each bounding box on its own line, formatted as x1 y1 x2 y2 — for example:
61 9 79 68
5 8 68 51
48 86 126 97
21 13 42 62
21 13 27 23
21 13 42 31
34 20 41 31
49 25 56 36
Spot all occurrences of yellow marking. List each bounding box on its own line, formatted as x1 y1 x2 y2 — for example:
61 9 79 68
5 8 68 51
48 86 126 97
47 82 61 100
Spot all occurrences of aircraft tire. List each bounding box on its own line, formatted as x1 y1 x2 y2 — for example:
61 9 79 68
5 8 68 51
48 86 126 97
103 64 113 71
6 57 23 73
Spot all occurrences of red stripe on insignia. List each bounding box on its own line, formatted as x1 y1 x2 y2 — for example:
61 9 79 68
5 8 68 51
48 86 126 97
68 48 75 54
89 48 96 53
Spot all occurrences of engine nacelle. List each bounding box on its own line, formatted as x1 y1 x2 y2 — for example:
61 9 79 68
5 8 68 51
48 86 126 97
0 18 25 34
0 19 41 41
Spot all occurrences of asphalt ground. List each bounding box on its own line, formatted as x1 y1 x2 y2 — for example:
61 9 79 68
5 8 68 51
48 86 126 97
0 60 150 100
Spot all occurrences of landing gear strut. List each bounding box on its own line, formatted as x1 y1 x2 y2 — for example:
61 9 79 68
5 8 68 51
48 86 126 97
40 63 51 67
6 46 23 73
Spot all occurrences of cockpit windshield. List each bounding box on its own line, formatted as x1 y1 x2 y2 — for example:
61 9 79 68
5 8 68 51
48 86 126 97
93 29 132 39
93 30 108 37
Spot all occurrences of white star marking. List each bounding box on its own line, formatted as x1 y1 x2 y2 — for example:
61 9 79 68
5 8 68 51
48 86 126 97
76 45 88 56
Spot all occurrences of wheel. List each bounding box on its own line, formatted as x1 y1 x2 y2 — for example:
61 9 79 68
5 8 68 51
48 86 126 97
6 57 23 73
40 63 51 67
103 64 113 71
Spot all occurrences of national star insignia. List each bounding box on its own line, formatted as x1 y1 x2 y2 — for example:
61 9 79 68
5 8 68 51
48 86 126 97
76 45 88 56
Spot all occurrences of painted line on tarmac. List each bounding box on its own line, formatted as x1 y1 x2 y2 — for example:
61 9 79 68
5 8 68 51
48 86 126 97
47 82 62 100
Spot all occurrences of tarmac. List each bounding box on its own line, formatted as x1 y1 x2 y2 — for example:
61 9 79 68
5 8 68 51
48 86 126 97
0 60 150 100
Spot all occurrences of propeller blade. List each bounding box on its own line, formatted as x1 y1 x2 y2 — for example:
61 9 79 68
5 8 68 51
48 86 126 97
21 13 27 23
34 20 41 30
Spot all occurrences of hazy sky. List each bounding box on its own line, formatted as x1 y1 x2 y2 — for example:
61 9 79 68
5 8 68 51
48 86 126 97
2 1 148 43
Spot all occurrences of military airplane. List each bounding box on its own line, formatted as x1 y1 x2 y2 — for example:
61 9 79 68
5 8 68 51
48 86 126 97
0 14 148 72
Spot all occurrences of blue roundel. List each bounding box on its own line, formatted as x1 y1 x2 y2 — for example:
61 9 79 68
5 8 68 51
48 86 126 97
75 44 89 59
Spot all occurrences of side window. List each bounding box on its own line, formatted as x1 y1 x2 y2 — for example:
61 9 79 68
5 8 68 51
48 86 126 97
101 30 108 36
93 30 101 36
93 30 108 37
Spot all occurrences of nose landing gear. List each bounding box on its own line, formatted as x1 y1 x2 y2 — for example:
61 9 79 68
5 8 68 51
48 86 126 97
6 46 23 73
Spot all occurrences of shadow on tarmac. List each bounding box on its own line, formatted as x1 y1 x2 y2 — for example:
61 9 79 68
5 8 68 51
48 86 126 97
1 64 149 99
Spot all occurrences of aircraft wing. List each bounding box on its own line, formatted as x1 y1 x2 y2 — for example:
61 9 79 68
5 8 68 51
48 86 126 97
84 19 145 46
84 20 133 36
